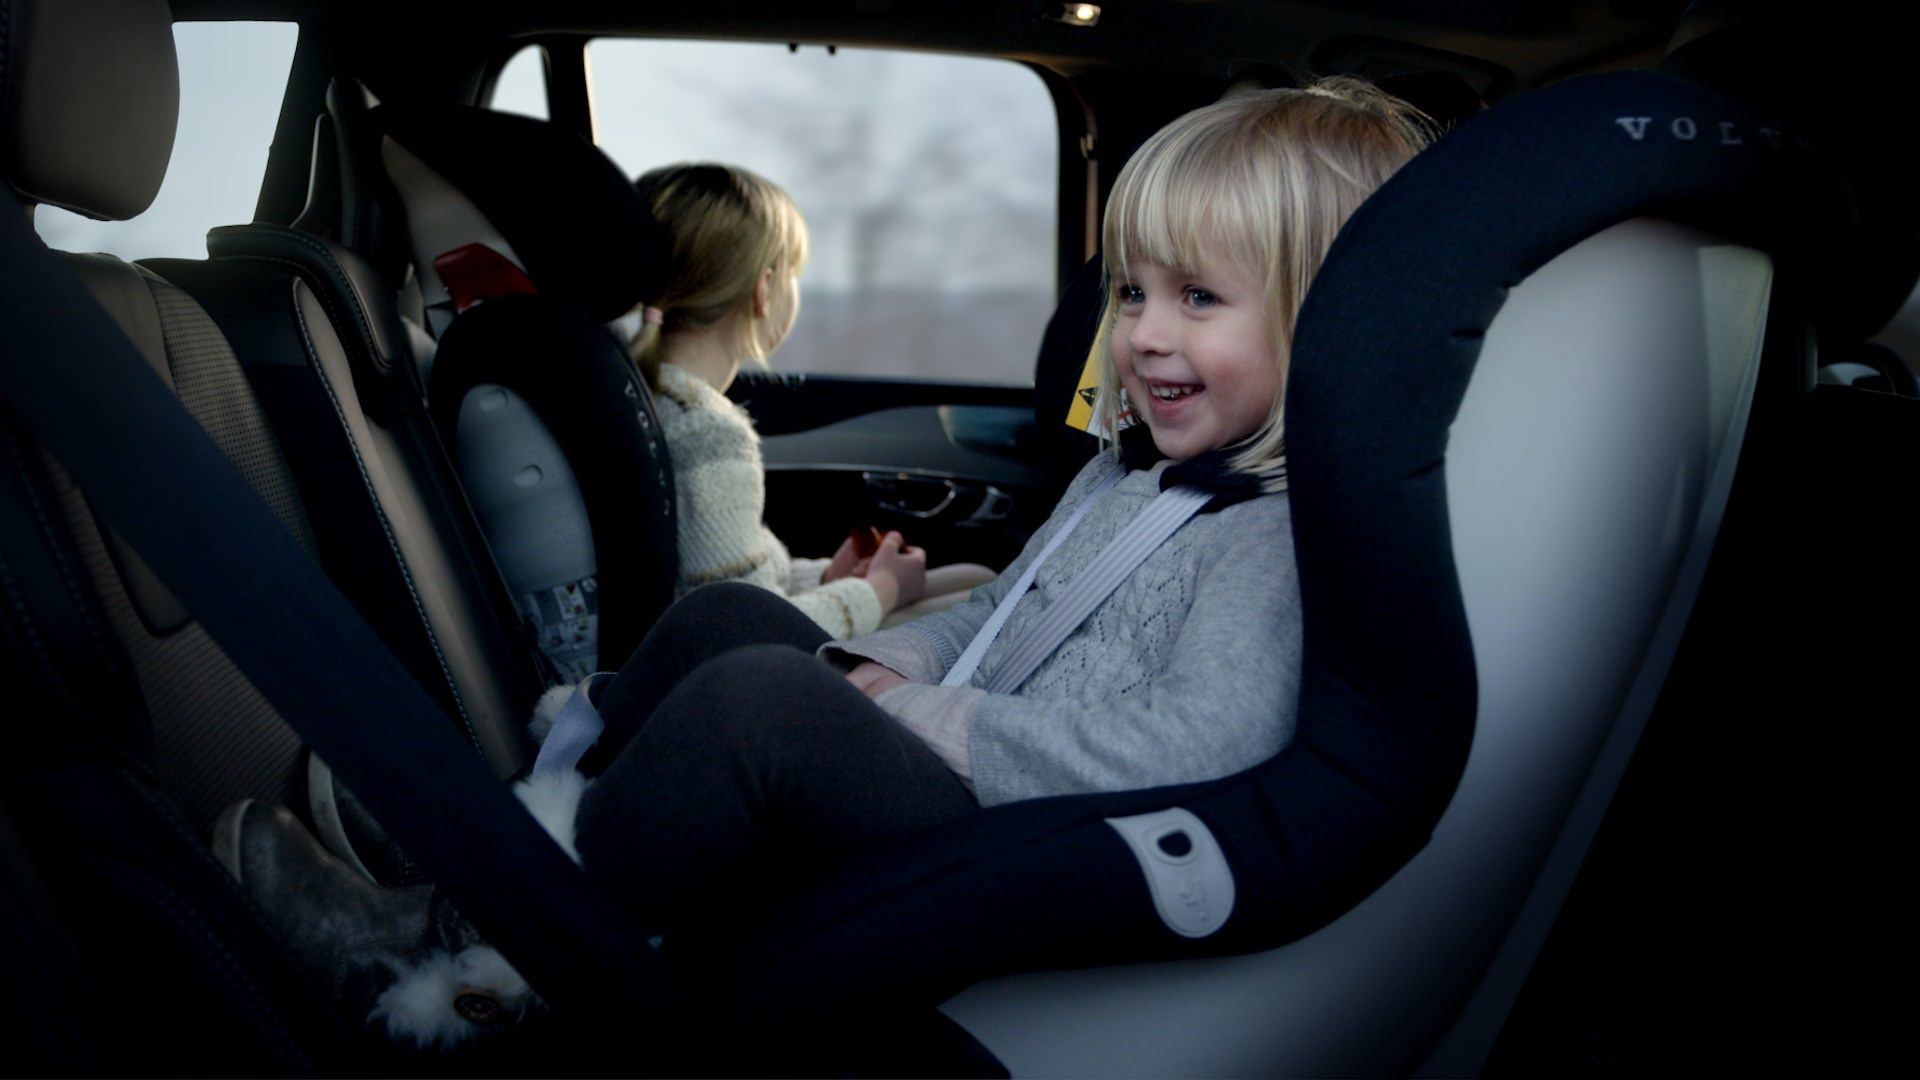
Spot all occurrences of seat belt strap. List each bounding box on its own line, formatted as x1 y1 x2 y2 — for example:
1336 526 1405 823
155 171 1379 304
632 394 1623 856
942 466 1212 693
942 464 1123 688
0 207 680 1030
985 483 1211 694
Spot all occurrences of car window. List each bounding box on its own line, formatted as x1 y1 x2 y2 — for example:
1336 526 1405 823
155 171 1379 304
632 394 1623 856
489 44 550 121
582 39 1058 387
31 21 299 261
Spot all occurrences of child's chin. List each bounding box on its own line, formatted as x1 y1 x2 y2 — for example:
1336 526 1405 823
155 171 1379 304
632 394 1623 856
1145 427 1201 462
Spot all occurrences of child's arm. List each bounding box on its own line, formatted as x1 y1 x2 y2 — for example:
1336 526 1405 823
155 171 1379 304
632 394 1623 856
781 576 886 639
786 555 834 592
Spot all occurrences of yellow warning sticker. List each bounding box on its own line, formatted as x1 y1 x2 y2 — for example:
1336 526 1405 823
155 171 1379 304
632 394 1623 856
1065 338 1102 433
1065 338 1134 438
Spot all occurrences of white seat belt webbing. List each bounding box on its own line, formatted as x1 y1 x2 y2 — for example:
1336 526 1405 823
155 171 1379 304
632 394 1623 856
985 484 1211 694
941 464 1124 688
942 464 1213 694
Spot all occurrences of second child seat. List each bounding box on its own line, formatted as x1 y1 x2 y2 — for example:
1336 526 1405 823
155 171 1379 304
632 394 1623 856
372 105 677 681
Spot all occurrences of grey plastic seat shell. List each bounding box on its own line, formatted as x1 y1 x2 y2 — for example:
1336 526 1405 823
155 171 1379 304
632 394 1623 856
456 383 601 682
939 220 1773 1076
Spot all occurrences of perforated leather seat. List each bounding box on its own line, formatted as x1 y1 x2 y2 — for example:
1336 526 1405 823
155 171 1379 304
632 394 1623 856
2 1 397 1068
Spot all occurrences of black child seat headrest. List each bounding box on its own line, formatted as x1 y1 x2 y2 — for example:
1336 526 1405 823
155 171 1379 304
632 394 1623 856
373 104 670 322
690 70 1842 1073
1029 254 1107 500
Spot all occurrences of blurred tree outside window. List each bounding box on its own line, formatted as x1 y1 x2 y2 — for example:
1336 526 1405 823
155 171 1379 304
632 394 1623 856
567 40 1058 387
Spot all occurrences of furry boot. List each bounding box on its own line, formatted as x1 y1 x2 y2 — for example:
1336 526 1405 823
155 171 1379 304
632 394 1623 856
311 677 602 886
214 800 544 1050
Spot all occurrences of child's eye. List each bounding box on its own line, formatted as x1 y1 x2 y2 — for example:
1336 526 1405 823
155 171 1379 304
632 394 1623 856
1116 283 1145 306
1184 287 1219 309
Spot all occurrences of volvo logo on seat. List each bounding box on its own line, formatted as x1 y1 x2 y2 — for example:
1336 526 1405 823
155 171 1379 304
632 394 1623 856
1613 115 1804 149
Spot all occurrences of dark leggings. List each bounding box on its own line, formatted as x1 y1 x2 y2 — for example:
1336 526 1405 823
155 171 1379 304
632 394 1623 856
572 583 978 933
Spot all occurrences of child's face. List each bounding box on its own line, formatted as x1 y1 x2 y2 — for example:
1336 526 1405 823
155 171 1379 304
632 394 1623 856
1111 257 1282 462
760 268 802 355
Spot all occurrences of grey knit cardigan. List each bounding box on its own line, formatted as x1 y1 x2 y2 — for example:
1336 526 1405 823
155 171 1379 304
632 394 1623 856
830 451 1303 807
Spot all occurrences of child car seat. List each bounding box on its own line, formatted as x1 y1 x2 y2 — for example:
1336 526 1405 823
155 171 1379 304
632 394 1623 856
699 72 1849 1075
373 104 677 680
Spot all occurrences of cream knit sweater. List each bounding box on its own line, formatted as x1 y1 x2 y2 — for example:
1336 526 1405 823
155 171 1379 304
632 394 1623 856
652 363 884 638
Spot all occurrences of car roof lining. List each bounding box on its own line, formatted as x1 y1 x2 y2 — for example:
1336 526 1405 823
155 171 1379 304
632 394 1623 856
167 0 1685 102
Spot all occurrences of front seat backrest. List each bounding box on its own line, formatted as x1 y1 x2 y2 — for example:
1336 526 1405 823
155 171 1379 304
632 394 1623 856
146 222 547 776
1 2 385 1068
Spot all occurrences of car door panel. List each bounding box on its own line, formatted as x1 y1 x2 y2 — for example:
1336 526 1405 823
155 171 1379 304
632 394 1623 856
737 373 1055 570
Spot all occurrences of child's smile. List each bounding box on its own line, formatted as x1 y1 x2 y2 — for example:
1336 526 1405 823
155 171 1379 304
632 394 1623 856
1112 257 1282 461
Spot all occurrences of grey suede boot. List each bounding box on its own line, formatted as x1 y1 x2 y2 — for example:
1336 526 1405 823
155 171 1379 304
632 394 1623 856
213 799 540 1049
305 751 427 887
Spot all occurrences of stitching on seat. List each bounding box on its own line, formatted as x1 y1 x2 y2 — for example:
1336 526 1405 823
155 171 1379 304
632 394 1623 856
238 252 358 372
222 226 386 373
285 283 481 750
223 247 378 380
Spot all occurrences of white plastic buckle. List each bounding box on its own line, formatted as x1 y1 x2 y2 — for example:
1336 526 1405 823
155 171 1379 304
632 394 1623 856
1105 808 1235 938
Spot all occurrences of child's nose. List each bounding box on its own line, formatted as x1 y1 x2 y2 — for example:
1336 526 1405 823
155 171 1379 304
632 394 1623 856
1128 302 1176 356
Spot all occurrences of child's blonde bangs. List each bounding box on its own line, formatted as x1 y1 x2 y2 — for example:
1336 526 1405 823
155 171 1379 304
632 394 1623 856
1101 114 1279 294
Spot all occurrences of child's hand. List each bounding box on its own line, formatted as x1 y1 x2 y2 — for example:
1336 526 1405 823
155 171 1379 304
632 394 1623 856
823 527 885 583
823 534 861 583
846 660 910 700
864 532 927 613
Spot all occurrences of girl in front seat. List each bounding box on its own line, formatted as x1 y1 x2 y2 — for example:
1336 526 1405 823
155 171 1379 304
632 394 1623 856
624 162 994 638
216 77 1434 1049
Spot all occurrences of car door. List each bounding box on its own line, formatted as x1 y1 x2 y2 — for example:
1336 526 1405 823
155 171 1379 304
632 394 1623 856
736 370 1055 571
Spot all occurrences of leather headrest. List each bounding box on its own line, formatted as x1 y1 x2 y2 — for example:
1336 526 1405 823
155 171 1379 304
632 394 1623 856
0 0 177 219
374 104 669 322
